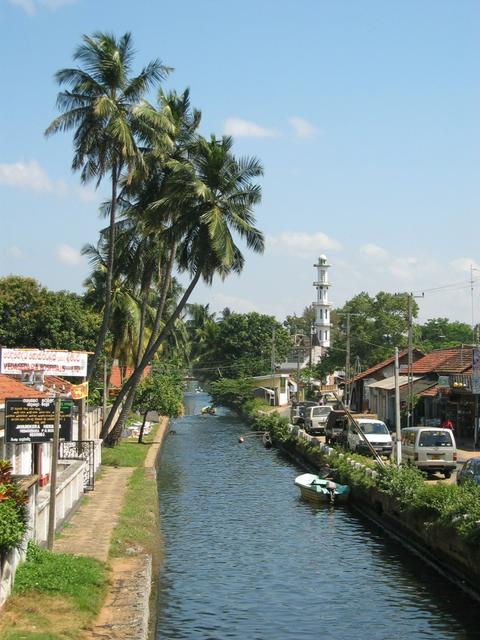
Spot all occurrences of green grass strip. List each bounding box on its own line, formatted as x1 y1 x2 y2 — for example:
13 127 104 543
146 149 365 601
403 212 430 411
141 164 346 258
102 423 159 467
110 467 160 558
13 544 107 614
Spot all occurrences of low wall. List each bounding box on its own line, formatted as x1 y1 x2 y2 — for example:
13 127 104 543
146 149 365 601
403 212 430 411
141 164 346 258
279 423 480 599
35 459 86 545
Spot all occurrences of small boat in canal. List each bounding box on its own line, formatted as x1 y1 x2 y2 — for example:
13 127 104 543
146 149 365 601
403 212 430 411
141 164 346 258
201 405 216 415
294 473 350 504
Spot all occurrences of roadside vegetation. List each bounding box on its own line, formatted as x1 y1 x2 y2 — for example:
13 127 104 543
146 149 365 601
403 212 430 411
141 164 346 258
0 461 28 555
0 543 107 639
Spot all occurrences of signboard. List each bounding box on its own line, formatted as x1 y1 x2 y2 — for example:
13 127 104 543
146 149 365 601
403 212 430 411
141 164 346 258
0 348 88 377
5 397 73 443
473 349 480 395
437 376 450 388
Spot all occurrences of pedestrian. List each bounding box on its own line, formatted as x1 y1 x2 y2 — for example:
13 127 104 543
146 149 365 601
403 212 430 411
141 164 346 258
442 418 453 430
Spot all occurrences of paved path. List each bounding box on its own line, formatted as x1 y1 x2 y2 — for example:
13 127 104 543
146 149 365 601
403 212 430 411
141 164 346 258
54 466 133 562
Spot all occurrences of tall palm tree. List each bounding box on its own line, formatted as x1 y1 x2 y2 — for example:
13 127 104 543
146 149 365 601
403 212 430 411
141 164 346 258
103 135 264 445
45 31 171 380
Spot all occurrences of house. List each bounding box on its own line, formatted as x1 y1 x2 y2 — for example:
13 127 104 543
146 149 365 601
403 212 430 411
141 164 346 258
402 346 476 439
252 374 297 406
350 349 424 412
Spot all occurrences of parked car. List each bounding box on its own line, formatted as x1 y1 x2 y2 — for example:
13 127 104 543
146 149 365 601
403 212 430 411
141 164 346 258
291 401 318 426
304 405 333 436
456 457 480 486
325 410 348 446
347 416 393 458
401 427 457 478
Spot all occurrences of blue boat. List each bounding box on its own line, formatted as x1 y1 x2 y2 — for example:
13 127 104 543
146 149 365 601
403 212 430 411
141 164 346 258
294 473 350 504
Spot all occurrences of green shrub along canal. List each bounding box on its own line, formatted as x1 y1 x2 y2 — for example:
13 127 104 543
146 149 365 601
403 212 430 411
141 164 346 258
155 393 478 640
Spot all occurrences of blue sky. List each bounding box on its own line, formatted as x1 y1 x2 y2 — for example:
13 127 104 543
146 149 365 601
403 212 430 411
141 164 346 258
1 0 479 324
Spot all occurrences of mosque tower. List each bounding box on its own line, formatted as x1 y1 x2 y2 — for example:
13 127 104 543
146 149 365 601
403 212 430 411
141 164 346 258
313 254 332 356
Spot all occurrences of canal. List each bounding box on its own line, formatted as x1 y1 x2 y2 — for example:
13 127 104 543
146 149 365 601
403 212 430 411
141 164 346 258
156 393 479 639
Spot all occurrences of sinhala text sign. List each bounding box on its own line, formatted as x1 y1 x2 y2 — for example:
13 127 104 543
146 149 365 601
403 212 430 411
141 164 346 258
5 397 73 443
0 348 88 377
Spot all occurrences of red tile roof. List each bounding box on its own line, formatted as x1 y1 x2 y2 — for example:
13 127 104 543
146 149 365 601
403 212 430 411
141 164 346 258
109 364 151 389
354 348 423 381
0 374 48 403
43 376 73 394
403 347 473 375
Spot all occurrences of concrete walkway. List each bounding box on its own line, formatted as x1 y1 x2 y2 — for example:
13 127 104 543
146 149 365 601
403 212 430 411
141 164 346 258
54 466 133 562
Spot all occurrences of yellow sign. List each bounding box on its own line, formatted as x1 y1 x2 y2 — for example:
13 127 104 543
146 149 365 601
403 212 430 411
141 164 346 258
71 381 89 400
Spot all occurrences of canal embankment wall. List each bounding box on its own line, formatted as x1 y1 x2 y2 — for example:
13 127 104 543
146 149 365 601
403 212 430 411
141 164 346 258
272 423 480 600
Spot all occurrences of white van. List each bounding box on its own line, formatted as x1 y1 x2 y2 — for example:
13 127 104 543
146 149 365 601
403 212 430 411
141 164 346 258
304 405 333 435
347 417 393 457
401 427 457 478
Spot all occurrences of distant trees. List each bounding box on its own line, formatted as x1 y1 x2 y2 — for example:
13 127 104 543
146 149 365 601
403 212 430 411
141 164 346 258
194 312 292 378
419 318 472 351
0 276 100 352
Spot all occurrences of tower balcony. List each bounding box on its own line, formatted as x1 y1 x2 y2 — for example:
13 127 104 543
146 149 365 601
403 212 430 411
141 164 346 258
313 281 332 287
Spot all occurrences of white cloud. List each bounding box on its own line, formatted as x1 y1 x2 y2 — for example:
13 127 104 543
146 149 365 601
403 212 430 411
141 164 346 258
268 231 342 257
8 0 76 13
57 244 83 266
39 0 76 8
77 186 99 204
7 246 24 259
450 257 480 273
0 160 68 194
360 243 389 260
8 0 35 14
289 117 317 139
224 117 279 139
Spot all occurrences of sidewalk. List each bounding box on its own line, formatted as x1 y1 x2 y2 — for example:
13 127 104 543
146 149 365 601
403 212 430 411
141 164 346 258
52 417 169 640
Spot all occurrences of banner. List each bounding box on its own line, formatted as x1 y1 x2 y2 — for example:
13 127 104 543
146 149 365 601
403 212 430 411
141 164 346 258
5 397 73 443
0 348 88 377
472 349 480 394
71 381 89 400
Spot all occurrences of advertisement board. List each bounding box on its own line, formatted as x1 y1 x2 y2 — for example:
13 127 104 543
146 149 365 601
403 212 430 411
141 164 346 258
5 397 73 443
473 349 480 395
0 348 88 377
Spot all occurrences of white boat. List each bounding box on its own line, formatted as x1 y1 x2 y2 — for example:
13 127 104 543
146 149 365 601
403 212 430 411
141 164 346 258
294 473 350 504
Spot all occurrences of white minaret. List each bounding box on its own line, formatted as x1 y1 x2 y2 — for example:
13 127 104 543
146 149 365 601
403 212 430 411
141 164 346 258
313 255 332 353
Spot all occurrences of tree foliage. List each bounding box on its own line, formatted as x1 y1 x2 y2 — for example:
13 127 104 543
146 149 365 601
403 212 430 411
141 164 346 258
196 312 292 378
419 318 473 351
0 276 101 351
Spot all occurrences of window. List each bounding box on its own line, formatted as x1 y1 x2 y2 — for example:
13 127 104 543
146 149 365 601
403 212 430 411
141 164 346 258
418 430 453 447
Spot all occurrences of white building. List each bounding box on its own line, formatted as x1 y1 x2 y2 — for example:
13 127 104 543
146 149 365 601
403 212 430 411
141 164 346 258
312 254 332 364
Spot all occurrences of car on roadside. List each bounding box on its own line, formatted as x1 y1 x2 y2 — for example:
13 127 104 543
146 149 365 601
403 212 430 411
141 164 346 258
457 457 480 487
401 427 457 479
324 410 349 446
291 401 318 426
347 416 393 458
304 405 333 436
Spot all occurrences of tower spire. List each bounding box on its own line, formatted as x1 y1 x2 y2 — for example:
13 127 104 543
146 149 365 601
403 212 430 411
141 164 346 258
313 254 332 359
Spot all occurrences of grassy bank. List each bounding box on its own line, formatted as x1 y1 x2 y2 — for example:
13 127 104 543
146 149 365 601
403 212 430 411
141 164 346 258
0 423 164 639
0 544 108 640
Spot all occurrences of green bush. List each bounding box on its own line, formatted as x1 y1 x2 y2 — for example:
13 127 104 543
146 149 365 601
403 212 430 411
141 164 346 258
0 500 25 553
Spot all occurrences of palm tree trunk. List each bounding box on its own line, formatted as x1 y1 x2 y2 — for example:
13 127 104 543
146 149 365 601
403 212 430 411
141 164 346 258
135 270 152 366
103 269 202 445
87 163 119 381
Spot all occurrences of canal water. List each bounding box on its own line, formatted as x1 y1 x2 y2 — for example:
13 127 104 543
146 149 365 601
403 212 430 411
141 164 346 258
155 393 479 639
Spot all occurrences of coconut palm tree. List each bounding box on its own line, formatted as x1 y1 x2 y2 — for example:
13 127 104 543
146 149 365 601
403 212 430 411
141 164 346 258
45 31 171 380
103 135 264 445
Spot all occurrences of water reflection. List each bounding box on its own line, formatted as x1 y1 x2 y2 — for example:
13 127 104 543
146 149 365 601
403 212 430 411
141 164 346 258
156 393 479 639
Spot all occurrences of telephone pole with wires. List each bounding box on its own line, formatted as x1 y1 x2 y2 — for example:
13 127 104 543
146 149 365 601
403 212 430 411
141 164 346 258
407 292 424 427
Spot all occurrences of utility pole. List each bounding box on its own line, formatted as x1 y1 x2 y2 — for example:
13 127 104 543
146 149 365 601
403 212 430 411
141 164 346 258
338 312 362 409
394 347 402 466
407 292 424 427
271 326 276 378
47 395 61 551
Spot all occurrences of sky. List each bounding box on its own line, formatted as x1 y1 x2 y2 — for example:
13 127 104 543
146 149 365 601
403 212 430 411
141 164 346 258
0 0 479 325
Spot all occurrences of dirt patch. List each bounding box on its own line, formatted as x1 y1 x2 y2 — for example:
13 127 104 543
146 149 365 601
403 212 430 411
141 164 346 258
0 593 91 639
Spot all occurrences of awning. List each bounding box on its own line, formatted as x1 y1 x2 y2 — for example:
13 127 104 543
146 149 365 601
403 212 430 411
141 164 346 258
367 375 422 390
